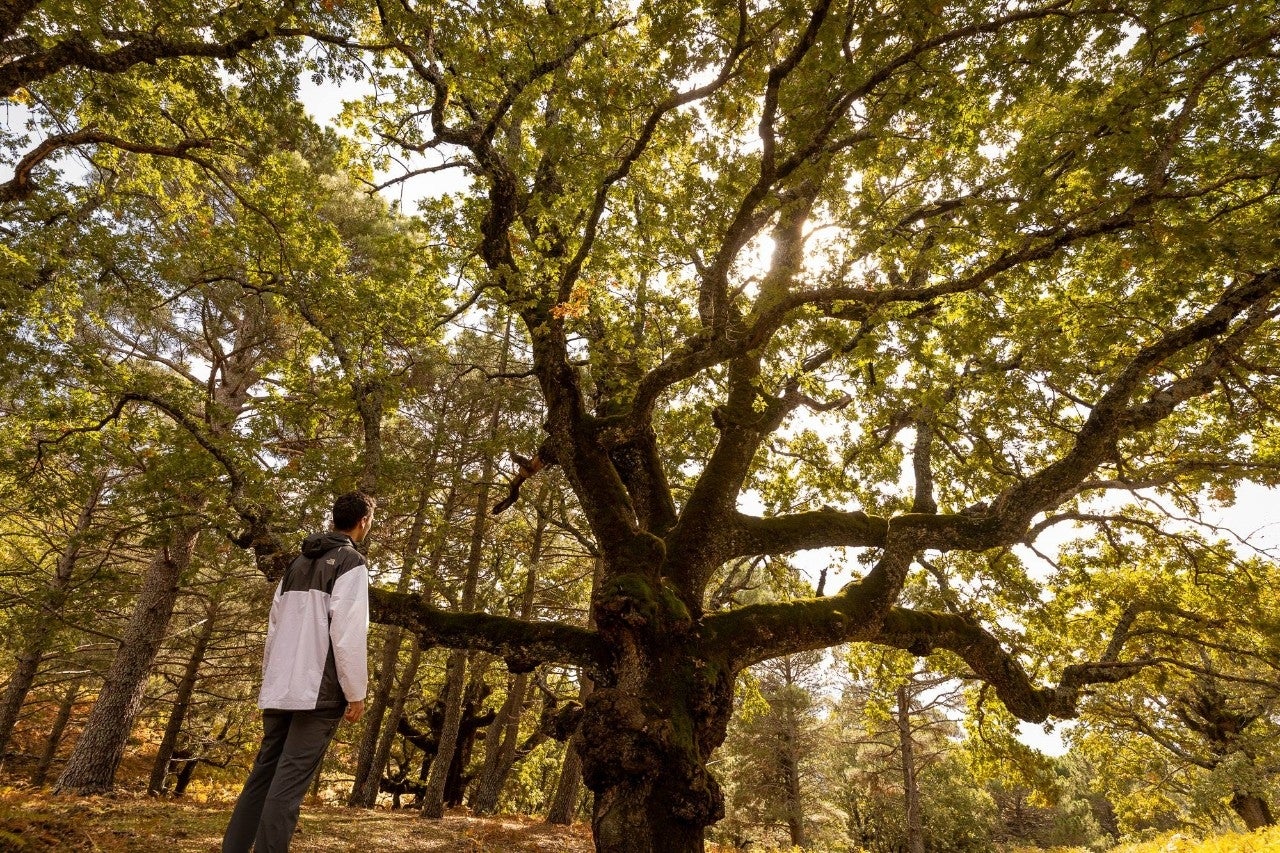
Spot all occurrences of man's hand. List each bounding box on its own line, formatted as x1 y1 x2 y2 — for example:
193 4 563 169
344 700 365 723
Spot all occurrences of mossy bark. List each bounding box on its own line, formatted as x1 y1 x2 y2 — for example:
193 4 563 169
577 573 734 853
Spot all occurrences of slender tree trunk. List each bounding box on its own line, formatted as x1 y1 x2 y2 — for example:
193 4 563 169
421 316 510 820
1232 791 1275 830
349 484 435 805
32 677 82 786
547 736 585 825
349 626 407 800
470 671 532 814
366 642 423 801
0 473 104 754
356 485 459 807
781 723 805 847
898 684 925 853
546 680 592 826
54 523 200 794
147 592 221 794
421 648 469 818
471 500 546 815
549 554 603 827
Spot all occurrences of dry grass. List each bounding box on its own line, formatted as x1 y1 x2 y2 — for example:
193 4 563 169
0 789 594 852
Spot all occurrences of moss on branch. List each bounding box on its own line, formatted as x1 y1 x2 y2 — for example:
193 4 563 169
370 587 605 675
730 508 890 556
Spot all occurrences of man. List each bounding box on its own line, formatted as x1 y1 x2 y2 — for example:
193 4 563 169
223 491 374 853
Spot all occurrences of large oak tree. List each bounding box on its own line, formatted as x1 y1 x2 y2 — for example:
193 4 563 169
5 0 1279 849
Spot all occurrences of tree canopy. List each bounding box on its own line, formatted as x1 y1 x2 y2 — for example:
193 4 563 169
3 0 1278 850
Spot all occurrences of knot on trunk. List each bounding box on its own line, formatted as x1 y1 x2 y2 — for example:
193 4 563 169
595 573 693 636
579 688 663 789
541 700 583 741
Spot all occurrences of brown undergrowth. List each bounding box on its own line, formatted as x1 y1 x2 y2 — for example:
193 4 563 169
0 789 595 852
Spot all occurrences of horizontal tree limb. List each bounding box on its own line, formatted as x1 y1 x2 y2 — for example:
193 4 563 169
728 508 890 557
874 607 1148 723
370 588 606 676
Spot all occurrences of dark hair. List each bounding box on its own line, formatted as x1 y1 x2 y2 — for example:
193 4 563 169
332 491 376 532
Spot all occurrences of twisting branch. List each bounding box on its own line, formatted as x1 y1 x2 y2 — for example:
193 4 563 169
1 130 215 203
1 16 291 98
874 607 1150 723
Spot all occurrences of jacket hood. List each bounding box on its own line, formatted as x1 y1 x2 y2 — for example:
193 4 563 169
301 531 354 558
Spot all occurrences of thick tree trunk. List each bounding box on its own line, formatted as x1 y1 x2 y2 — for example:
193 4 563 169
0 473 104 755
54 524 200 794
898 684 925 853
147 592 220 794
32 677 82 786
1231 791 1275 830
579 637 733 853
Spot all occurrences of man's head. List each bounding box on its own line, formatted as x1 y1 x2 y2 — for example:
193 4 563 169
332 491 376 542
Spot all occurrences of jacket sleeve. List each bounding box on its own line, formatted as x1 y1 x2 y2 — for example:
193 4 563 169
329 561 369 703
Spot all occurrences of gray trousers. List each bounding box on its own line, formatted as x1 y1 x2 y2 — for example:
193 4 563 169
222 708 343 853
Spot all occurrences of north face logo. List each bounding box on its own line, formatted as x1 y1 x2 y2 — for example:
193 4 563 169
326 558 336 565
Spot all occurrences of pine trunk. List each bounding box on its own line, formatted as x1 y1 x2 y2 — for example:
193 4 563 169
350 482 437 805
147 593 220 794
356 485 457 808
546 723 585 825
471 504 545 814
420 648 469 818
898 684 925 853
469 671 531 814
0 474 103 754
421 319 509 819
54 524 199 794
32 678 82 786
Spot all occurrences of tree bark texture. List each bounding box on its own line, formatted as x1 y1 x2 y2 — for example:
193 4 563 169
898 685 925 853
547 730 586 826
54 524 199 794
350 482 436 805
1231 792 1275 831
420 648 470 818
147 592 221 794
470 502 545 814
32 677 82 786
0 473 104 755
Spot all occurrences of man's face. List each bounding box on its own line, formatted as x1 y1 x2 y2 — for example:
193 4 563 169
352 511 374 543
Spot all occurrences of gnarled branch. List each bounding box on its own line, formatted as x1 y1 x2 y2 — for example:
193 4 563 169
370 588 606 676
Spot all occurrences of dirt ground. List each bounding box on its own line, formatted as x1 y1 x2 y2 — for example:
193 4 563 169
0 790 596 852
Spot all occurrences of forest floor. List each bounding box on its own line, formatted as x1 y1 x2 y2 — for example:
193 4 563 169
0 789 596 852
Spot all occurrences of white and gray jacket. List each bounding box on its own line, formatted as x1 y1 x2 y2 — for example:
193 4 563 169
259 531 369 711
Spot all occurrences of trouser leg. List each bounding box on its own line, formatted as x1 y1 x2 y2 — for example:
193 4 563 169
253 709 342 853
222 712 292 853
